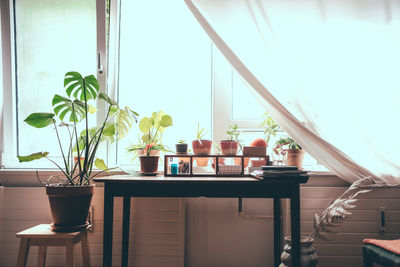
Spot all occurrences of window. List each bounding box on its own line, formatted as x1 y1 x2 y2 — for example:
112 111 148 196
114 0 212 166
1 0 105 168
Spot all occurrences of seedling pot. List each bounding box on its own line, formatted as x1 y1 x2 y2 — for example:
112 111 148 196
139 155 159 173
220 140 239 155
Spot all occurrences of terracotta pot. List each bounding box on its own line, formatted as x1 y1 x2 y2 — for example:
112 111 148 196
212 157 226 169
285 149 305 170
46 184 95 232
194 157 210 166
192 140 212 155
175 143 188 154
250 159 267 167
279 236 318 267
138 149 160 156
233 157 250 167
220 140 239 155
139 156 159 173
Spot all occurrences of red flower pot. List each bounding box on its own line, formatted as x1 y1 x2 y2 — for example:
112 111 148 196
220 140 239 155
192 140 212 155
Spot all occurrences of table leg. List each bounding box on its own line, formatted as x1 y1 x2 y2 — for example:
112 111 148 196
103 183 114 267
16 238 30 267
122 197 131 267
37 246 47 267
291 185 301 267
273 198 282 267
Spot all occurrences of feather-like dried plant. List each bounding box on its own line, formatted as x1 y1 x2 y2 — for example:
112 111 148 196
310 177 372 241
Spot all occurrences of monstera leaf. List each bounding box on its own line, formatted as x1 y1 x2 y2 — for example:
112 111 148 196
52 94 86 122
24 113 56 128
64 72 99 101
115 108 138 140
94 158 110 174
17 152 49 162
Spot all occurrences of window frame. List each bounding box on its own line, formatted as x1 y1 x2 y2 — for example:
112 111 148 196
0 0 108 169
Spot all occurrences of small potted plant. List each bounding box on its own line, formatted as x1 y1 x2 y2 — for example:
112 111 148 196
192 123 212 166
220 124 241 155
175 139 188 154
274 137 305 169
17 71 138 232
127 111 172 173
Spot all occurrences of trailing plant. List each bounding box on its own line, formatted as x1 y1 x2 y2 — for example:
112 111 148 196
226 124 243 153
261 112 282 145
127 110 172 159
273 137 301 155
17 71 138 186
310 177 372 241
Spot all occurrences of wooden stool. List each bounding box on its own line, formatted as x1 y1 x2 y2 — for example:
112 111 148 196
16 224 91 267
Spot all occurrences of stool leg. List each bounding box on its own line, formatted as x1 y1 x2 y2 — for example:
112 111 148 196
362 246 373 267
66 240 74 267
81 231 91 267
16 238 30 267
37 246 47 267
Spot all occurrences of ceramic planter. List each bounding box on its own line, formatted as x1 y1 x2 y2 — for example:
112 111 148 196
285 149 305 169
139 155 159 173
46 184 95 232
220 140 239 155
279 236 318 267
192 140 212 155
175 143 188 154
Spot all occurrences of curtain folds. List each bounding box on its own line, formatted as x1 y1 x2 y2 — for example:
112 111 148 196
185 0 400 185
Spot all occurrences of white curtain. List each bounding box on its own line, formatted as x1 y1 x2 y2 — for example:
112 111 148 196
185 0 400 185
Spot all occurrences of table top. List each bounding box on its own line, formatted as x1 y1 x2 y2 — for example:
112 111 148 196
93 174 308 183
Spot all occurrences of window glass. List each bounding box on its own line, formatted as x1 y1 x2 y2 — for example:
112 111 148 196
232 72 265 121
15 0 97 164
116 0 212 165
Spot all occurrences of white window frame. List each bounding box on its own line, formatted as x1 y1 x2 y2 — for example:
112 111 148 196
0 0 108 169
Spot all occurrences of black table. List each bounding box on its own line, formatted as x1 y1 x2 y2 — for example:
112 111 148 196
94 175 308 267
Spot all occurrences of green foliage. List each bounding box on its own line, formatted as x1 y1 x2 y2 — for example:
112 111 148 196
178 139 186 144
196 123 206 140
226 124 243 152
24 113 56 128
261 112 282 145
17 71 138 186
273 137 301 155
127 111 172 159
17 152 49 162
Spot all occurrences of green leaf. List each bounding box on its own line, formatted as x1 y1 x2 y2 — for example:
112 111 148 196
114 109 135 140
52 94 86 122
99 92 118 106
24 113 56 128
159 114 173 128
64 72 99 101
17 152 49 162
139 117 151 133
94 158 110 174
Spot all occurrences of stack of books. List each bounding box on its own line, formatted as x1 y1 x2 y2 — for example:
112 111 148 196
250 166 309 179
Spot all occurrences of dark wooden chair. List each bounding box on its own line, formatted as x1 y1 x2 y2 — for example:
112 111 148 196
363 239 400 267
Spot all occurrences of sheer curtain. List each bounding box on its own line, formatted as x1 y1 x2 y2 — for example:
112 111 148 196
185 0 400 185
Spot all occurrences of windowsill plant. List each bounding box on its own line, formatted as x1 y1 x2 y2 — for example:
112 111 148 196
274 137 305 169
127 110 173 173
176 139 188 154
17 71 138 232
220 124 241 155
192 123 212 166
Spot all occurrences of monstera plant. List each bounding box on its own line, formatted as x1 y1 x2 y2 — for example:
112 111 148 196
17 71 138 232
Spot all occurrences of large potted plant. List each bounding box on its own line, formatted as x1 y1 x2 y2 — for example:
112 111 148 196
17 71 138 232
274 137 305 169
192 124 212 166
127 110 172 173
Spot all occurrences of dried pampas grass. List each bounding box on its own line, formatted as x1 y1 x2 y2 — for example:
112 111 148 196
310 177 373 240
